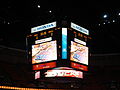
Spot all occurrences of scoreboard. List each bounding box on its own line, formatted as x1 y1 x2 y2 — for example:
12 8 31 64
26 21 91 80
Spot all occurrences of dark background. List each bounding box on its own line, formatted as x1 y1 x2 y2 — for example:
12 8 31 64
0 0 120 54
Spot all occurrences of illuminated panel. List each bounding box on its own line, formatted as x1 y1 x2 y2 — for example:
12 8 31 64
45 70 83 78
71 22 89 35
71 62 88 71
31 22 56 33
35 71 40 79
70 41 88 65
53 67 73 70
62 28 67 59
33 62 56 70
74 38 86 45
35 37 52 44
32 40 57 64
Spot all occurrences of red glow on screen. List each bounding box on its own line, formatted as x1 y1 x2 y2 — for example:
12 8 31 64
71 62 88 71
33 62 56 70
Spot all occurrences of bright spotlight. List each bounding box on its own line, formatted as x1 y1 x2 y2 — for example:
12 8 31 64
112 20 115 22
37 5 40 8
49 10 52 13
118 13 120 16
103 14 108 18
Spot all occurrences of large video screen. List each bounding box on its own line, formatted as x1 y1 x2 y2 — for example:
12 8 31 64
32 40 57 64
70 41 88 65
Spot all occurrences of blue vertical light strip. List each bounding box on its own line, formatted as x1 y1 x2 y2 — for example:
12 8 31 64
62 28 67 59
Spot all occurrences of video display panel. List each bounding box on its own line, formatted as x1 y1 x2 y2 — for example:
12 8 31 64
53 67 73 70
70 41 88 65
35 71 40 79
45 68 83 78
32 40 57 64
33 62 56 70
71 62 88 71
62 28 67 59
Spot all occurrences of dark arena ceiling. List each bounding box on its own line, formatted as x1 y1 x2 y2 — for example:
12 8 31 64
0 0 120 54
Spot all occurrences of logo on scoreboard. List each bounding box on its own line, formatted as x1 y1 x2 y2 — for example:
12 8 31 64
31 22 56 33
71 22 89 35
